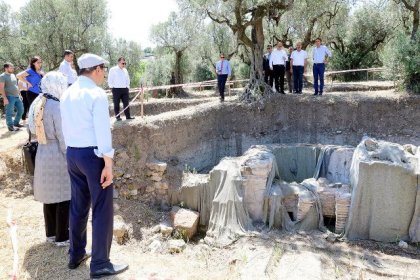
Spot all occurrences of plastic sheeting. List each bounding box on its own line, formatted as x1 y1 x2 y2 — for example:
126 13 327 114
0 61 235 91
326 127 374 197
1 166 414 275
271 144 320 183
345 137 420 242
205 158 253 247
170 173 213 226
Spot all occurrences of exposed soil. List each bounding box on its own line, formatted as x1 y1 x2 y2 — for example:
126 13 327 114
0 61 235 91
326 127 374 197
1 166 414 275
1 82 420 279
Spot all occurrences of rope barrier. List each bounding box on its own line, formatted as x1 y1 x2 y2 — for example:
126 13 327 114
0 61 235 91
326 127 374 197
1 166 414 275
111 67 388 119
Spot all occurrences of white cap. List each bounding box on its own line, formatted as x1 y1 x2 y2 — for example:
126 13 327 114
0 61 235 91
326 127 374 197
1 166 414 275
77 53 109 69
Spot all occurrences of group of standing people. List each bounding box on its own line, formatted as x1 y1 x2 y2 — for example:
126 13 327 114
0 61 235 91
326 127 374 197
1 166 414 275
263 37 331 95
1 51 129 278
0 56 44 131
214 37 332 100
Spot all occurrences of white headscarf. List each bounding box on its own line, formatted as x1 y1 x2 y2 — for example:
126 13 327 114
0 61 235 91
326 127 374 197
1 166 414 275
40 71 67 99
28 71 68 133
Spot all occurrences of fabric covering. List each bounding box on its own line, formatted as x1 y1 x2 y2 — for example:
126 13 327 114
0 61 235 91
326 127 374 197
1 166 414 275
345 137 420 242
271 144 320 183
205 157 253 247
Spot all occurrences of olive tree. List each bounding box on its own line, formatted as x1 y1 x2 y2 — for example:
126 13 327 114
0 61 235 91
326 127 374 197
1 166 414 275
18 0 108 70
150 11 200 94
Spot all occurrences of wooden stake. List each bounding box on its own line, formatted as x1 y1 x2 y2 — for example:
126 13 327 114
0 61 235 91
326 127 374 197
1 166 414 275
140 86 144 117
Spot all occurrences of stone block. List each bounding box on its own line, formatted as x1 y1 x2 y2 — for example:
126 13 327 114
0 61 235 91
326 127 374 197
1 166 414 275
150 175 163 182
168 239 186 253
146 161 167 172
170 206 199 240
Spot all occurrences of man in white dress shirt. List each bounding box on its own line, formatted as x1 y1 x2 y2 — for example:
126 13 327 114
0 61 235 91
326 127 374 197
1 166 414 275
312 38 332 96
107 57 134 120
269 41 288 94
291 42 308 94
58 50 77 86
60 53 128 278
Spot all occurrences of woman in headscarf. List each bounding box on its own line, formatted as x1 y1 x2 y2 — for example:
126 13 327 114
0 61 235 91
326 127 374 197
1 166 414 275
28 71 71 247
17 56 44 107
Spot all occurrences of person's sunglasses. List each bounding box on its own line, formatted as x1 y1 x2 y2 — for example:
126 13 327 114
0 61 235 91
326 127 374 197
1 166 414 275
121 62 126 65
99 65 108 71
220 56 225 59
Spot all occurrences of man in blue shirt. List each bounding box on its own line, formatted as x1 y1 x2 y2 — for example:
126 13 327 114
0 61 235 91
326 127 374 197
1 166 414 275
215 53 231 102
312 38 332 96
60 53 128 279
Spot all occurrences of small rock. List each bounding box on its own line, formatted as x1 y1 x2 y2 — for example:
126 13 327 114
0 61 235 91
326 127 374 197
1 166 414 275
151 225 161 234
150 175 163 182
148 240 162 253
130 189 138 196
114 169 124 178
398 240 408 249
156 189 167 195
124 173 131 179
113 189 119 199
114 203 120 211
336 130 342 134
119 151 129 161
155 181 169 190
146 186 155 193
168 239 186 253
326 234 337 243
160 224 174 237
113 215 131 245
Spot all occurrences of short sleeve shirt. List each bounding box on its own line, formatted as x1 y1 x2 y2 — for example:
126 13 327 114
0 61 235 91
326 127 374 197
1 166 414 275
0 73 19 97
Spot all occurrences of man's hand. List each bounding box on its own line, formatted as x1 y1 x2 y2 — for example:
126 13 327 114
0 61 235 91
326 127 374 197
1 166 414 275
3 97 8 106
324 59 328 64
100 165 113 189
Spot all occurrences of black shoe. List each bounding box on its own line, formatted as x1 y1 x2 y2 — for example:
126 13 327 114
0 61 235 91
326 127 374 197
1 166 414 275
90 263 129 279
8 126 16 131
280 91 286 94
126 117 135 120
319 93 323 96
313 93 318 96
116 117 122 121
68 253 91 269
14 123 24 128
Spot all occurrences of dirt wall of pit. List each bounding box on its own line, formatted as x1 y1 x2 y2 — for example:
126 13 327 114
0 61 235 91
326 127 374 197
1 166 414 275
111 94 420 198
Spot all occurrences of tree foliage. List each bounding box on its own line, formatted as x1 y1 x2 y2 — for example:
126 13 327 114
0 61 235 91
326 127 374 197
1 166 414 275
18 0 108 70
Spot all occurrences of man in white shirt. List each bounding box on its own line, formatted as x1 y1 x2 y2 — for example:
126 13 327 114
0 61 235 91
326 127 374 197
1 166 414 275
312 38 332 96
60 53 128 278
269 41 288 94
107 57 134 120
58 50 77 86
291 42 308 94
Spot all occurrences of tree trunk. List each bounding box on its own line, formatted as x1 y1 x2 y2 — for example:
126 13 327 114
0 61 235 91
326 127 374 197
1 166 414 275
240 16 274 102
412 2 419 40
174 50 185 96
